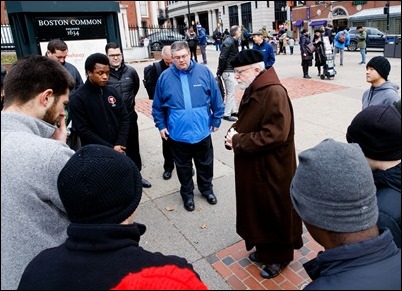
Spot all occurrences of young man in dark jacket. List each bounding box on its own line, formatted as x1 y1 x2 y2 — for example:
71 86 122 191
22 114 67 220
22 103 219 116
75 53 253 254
69 53 129 156
347 104 401 248
291 139 401 290
217 25 241 121
105 42 151 188
18 145 208 290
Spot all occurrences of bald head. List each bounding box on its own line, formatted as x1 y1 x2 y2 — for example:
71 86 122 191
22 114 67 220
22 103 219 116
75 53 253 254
162 46 173 66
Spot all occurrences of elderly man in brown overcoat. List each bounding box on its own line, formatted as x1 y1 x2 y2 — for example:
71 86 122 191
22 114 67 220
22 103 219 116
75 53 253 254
224 49 303 279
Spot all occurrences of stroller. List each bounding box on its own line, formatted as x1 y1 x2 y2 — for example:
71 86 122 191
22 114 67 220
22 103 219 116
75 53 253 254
319 36 336 80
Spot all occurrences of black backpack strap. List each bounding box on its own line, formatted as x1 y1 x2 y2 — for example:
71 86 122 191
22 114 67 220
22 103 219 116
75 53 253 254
154 62 162 77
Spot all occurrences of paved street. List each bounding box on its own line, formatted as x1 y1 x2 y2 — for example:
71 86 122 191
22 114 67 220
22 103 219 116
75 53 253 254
125 45 401 290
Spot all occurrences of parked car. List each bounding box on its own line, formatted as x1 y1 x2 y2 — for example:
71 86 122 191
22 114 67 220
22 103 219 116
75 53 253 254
142 31 185 51
347 27 386 51
206 35 215 45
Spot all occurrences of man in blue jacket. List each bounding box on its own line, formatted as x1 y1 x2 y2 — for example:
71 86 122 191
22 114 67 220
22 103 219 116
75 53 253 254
251 30 275 69
197 24 208 64
152 41 224 211
333 27 350 66
291 139 401 290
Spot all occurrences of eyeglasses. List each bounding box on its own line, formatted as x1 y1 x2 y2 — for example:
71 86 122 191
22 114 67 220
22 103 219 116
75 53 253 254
108 54 122 58
173 54 189 61
234 67 253 75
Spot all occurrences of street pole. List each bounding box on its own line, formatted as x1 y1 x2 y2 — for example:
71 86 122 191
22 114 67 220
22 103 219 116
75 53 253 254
187 1 191 29
386 1 390 33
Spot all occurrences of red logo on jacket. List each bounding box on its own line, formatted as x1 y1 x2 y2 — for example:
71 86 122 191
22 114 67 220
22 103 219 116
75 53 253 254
108 96 116 107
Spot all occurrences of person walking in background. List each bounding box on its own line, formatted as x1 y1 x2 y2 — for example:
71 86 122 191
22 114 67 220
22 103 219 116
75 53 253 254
240 25 250 50
69 53 129 156
313 29 326 77
186 26 198 63
324 23 334 45
105 42 152 188
356 26 367 65
251 30 275 69
46 39 84 95
279 30 288 54
291 139 401 290
1 55 75 290
152 41 224 212
288 37 295 55
333 27 350 66
197 23 208 64
299 28 314 79
346 104 401 248
225 50 303 279
212 27 222 51
145 46 175 180
362 56 400 109
217 25 241 121
18 145 208 290
223 28 230 39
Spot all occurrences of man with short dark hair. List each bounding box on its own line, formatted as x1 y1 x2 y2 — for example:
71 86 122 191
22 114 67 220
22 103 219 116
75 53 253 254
1 55 75 290
217 25 241 122
105 42 151 188
69 53 129 156
47 39 83 95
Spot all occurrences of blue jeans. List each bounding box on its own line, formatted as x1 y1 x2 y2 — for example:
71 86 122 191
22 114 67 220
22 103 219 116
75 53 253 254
359 48 366 64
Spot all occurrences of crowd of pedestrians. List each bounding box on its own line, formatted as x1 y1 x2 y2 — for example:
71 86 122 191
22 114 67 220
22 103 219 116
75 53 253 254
1 20 401 290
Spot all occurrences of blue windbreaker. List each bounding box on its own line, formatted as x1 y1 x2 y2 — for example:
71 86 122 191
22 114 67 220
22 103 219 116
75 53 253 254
152 60 224 144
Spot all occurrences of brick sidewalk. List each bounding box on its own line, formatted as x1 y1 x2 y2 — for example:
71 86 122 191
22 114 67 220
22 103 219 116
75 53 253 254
136 77 347 290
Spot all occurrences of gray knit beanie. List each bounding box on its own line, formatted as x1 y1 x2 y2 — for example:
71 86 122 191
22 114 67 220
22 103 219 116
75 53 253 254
290 139 378 233
58 144 142 224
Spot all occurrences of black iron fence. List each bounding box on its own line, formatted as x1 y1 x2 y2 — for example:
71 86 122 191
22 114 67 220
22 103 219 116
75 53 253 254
1 24 187 52
127 25 187 50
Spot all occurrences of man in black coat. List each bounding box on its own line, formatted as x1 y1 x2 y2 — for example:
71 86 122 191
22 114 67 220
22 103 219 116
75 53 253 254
106 42 151 188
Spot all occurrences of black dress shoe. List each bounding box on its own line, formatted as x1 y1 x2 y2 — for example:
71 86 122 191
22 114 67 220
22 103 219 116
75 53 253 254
248 252 262 263
205 193 217 205
223 116 238 122
163 170 172 180
141 178 152 188
184 199 195 211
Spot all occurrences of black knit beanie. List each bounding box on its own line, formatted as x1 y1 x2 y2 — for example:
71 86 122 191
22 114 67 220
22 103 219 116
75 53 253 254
57 145 143 223
366 56 391 80
346 104 401 161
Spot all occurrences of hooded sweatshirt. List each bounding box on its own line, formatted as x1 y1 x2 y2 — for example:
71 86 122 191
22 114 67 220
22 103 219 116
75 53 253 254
362 81 400 109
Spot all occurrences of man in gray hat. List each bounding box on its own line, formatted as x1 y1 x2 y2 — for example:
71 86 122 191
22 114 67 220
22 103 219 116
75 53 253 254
251 30 275 69
291 138 401 290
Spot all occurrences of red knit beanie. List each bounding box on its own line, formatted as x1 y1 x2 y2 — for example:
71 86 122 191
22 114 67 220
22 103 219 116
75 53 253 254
111 265 208 290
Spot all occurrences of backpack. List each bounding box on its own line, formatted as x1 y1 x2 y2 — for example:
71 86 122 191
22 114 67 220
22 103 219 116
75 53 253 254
337 32 346 43
143 62 162 100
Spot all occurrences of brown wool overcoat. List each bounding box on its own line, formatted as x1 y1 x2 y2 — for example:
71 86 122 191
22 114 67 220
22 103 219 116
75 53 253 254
230 67 303 246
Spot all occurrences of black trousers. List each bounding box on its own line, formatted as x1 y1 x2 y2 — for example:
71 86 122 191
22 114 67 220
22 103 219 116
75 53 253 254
170 135 214 201
125 110 142 172
162 137 174 172
189 45 198 62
